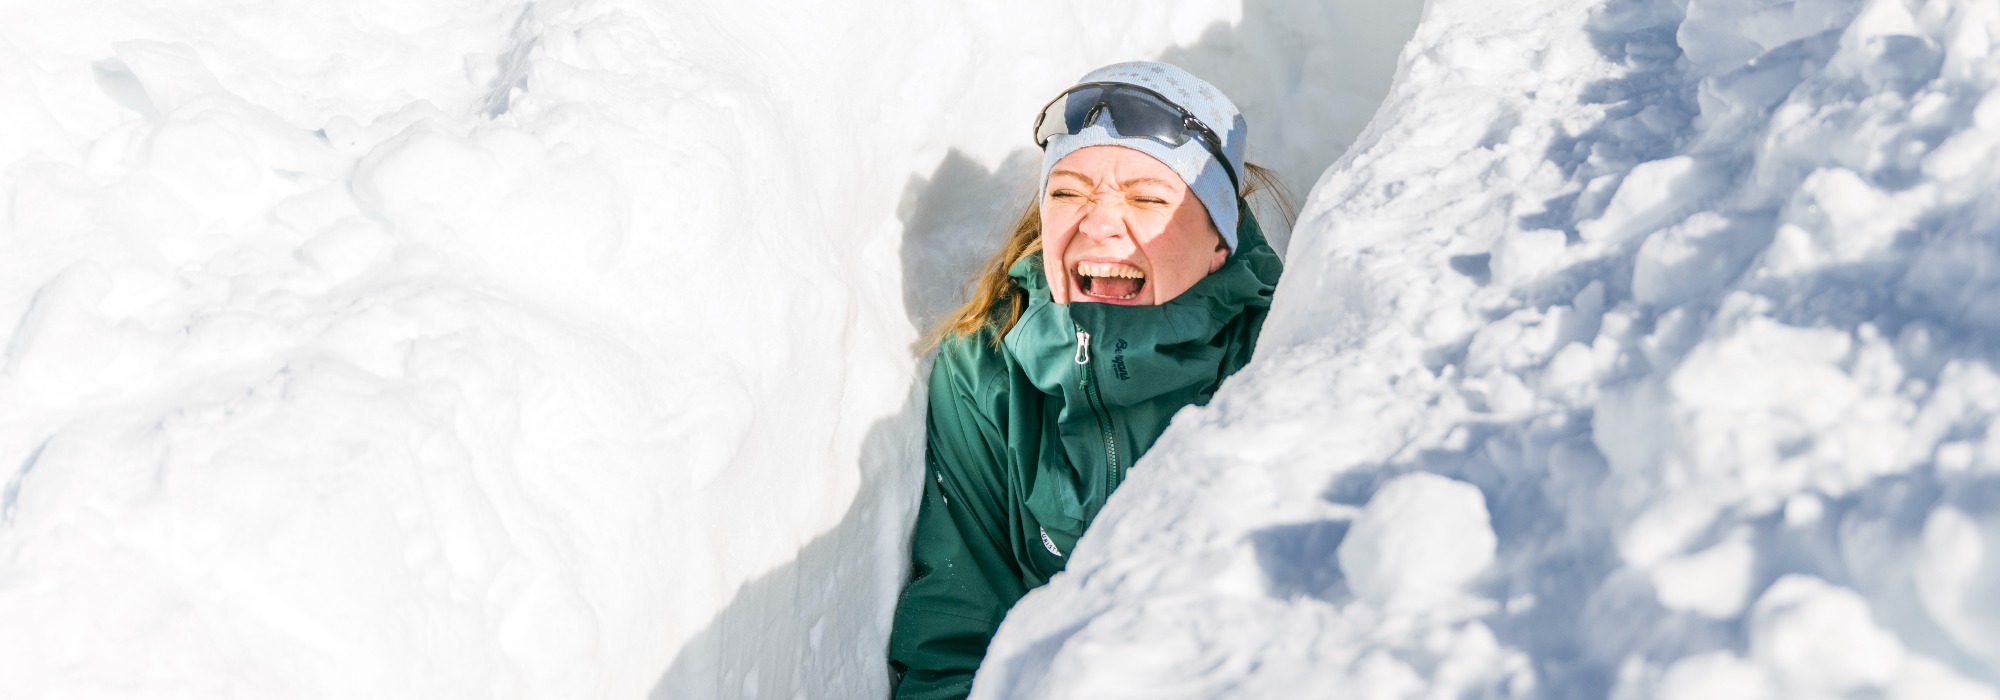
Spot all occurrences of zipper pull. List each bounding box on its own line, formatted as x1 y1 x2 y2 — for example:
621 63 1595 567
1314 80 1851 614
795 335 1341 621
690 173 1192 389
1075 329 1091 365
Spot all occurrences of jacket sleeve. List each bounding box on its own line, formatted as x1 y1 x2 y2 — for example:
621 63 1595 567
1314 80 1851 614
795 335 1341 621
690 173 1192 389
888 340 1025 700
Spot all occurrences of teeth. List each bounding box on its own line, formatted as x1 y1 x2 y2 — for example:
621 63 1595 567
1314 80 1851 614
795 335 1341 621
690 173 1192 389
1075 261 1145 279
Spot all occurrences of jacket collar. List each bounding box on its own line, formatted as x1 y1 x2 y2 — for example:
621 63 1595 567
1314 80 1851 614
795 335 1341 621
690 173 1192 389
1001 208 1282 406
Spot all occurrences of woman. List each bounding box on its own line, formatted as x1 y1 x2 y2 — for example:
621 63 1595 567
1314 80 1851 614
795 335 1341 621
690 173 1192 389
888 62 1286 700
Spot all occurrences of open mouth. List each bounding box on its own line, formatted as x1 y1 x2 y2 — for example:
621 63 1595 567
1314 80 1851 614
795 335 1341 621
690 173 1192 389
1075 261 1146 301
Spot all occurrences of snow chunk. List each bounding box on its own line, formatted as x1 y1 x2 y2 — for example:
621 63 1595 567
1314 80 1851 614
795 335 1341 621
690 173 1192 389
1917 505 2000 668
1649 533 1756 618
1338 473 1497 608
1749 575 1906 694
1578 156 1720 248
1656 652 1776 700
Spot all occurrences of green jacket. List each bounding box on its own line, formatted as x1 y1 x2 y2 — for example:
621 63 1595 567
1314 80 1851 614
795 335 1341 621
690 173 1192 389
887 211 1282 700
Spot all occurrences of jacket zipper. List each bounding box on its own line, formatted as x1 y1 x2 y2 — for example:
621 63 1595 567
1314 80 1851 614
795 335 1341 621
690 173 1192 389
1075 329 1121 486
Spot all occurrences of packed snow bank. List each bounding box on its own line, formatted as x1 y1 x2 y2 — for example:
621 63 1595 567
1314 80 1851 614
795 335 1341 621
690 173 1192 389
0 0 1410 697
984 0 2000 697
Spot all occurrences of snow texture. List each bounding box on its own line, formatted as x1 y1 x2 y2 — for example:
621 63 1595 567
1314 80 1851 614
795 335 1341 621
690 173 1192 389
0 0 1408 697
982 0 2000 698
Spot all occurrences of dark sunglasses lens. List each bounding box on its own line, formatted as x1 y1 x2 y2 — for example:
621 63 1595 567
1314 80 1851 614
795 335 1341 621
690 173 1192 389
1060 86 1108 135
1103 90 1190 146
1036 87 1093 145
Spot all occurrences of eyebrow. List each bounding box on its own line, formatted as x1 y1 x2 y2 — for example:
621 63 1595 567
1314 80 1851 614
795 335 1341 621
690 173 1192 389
1048 169 1094 187
1047 170 1177 191
1117 177 1176 190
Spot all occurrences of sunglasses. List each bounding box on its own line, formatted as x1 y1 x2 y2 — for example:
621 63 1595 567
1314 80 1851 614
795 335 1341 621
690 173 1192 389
1032 81 1239 192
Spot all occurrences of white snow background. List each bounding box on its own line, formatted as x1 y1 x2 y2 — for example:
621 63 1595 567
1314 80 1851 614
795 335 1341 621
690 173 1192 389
5 0 1998 698
0 0 1417 697
982 0 2000 698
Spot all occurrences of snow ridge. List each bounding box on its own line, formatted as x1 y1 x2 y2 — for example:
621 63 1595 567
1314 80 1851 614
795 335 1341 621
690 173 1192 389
984 0 2000 697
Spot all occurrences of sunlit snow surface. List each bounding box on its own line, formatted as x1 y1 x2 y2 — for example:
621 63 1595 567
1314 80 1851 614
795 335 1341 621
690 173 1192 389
983 0 2000 698
0 0 1410 697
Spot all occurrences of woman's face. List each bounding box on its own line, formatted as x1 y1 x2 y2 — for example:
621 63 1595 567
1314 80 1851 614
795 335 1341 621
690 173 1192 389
1041 146 1228 306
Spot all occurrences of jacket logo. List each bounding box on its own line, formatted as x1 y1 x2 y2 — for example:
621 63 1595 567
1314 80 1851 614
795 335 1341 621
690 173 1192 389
1039 526 1064 557
1112 339 1130 380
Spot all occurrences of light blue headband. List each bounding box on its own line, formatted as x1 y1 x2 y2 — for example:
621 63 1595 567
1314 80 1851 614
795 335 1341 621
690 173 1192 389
1038 61 1247 250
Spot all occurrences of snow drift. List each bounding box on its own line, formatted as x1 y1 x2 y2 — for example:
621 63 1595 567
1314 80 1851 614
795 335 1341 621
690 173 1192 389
0 0 1413 697
982 0 2000 697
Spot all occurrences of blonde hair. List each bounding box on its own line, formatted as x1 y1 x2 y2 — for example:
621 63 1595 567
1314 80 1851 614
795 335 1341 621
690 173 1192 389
921 162 1295 352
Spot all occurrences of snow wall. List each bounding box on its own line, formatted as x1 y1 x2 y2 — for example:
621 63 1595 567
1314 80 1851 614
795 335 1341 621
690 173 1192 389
983 0 2000 697
0 1 1417 697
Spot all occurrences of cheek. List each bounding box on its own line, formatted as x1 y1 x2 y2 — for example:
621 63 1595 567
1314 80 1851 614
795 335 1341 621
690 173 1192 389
1042 203 1093 255
1139 217 1220 296
1039 213 1067 260
1140 227 1202 269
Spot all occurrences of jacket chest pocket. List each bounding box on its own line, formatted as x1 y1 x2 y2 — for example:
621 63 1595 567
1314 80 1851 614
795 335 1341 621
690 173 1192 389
1024 468 1089 577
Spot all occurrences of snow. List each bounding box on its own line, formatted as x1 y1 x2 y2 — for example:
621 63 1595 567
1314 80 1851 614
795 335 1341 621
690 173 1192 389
11 0 1997 696
982 0 2000 697
0 0 1411 698
1338 473 1497 610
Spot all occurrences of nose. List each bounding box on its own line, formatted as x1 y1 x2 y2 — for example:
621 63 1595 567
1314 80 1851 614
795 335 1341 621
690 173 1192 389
1078 194 1127 242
